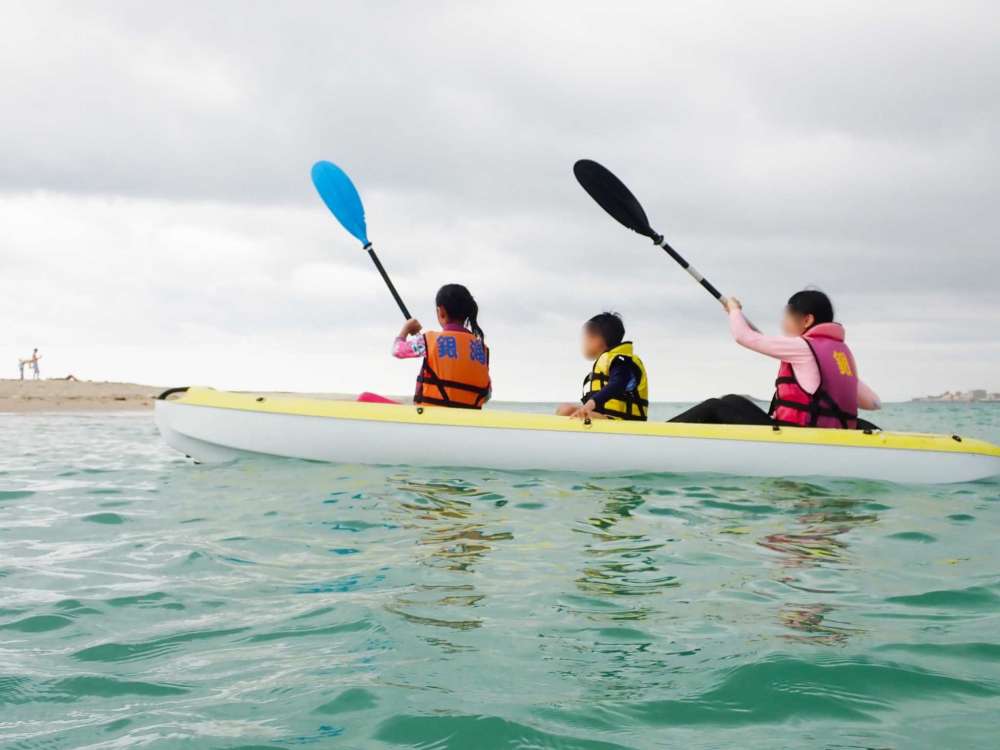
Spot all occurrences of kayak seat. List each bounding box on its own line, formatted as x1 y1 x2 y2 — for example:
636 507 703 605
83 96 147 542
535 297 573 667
357 392 400 404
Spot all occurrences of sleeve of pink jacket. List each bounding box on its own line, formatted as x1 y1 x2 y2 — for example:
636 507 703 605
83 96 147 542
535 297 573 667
728 310 881 411
392 335 426 359
857 381 881 411
727 309 816 367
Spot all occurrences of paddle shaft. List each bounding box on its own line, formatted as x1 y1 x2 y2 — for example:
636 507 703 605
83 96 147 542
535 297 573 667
654 236 723 300
571 159 760 330
654 235 760 332
365 244 412 319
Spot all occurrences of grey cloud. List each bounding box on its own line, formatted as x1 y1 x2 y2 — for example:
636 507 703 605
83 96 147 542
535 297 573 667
5 3 997 207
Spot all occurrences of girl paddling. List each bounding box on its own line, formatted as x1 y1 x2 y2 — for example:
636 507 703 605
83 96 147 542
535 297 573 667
670 290 880 427
393 283 491 409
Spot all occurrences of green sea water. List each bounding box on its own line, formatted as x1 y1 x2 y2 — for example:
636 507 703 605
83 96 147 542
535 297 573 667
1 403 999 749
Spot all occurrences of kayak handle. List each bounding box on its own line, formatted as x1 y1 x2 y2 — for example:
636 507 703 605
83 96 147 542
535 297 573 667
157 387 190 400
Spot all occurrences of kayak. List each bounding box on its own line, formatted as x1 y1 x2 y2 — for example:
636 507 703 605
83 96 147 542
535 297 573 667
154 387 1000 484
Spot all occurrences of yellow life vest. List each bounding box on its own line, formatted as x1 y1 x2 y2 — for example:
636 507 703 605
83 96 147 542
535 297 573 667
582 342 649 421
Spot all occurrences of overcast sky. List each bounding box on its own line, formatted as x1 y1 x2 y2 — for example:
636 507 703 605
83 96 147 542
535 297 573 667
2 1 998 401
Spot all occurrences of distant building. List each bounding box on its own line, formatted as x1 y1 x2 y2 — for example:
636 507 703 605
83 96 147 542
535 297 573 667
913 389 1000 403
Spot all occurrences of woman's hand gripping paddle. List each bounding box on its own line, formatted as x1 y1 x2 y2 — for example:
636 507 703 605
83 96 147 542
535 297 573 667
311 161 412 319
573 159 756 329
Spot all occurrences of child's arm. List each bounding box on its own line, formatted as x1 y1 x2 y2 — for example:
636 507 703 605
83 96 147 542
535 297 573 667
392 336 425 359
576 357 634 417
729 308 813 365
392 319 425 359
590 357 633 408
858 381 881 411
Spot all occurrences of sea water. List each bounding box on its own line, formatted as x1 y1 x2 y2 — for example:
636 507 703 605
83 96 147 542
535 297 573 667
1 403 998 749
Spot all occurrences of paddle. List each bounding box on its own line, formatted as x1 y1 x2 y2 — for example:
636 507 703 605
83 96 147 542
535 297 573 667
311 160 412 319
573 159 728 305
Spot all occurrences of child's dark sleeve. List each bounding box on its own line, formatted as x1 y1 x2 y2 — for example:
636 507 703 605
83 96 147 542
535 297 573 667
589 357 636 408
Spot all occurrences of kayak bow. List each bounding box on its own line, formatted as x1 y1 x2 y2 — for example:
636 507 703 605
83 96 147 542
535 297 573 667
155 387 1000 484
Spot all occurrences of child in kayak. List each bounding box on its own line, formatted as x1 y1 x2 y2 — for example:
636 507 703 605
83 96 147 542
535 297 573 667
669 290 880 427
556 312 649 421
393 283 491 409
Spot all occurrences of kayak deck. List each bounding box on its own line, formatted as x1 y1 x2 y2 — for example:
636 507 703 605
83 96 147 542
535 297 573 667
155 387 1000 484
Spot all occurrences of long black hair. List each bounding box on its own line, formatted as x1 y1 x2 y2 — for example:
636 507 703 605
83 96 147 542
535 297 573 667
787 289 834 327
436 283 485 340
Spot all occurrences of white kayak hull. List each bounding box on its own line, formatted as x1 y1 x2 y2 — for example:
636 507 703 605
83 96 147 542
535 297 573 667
154 388 1000 484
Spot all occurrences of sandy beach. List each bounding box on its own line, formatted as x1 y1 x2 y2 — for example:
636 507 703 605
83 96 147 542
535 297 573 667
0 380 404 413
0 379 165 413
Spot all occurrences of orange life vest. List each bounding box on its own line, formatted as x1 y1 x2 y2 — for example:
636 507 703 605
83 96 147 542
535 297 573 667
415 330 491 409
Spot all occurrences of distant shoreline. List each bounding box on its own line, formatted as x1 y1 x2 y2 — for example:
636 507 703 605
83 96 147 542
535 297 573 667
911 389 1000 403
0 380 387 414
913 399 1000 403
0 379 164 413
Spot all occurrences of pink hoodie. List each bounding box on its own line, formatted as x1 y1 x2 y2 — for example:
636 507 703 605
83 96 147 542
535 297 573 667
729 310 881 410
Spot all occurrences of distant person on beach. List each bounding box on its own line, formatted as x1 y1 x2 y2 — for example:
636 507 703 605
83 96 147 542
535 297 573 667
17 349 41 380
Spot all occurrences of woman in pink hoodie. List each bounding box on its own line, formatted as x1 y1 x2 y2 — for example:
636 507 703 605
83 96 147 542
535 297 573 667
670 290 881 428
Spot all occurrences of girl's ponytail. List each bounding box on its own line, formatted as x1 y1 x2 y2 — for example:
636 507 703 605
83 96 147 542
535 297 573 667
467 297 484 341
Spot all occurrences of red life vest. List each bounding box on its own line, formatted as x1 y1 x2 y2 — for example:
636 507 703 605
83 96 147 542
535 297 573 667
770 323 859 429
415 330 491 409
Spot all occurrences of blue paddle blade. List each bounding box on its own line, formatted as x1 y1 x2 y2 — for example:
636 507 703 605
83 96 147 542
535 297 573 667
311 160 369 246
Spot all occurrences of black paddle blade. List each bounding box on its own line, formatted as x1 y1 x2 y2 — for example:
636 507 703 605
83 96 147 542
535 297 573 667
573 159 657 239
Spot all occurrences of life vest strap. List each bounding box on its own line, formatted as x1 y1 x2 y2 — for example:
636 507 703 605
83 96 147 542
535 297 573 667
598 405 648 421
772 417 804 427
772 399 849 417
595 390 648 420
413 395 484 409
815 389 857 429
416 374 490 397
771 394 857 427
415 362 489 408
